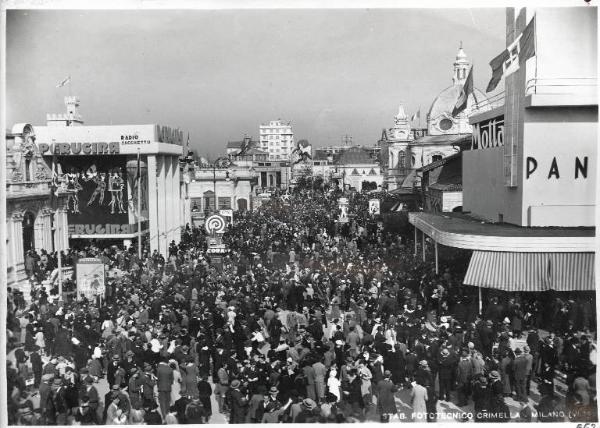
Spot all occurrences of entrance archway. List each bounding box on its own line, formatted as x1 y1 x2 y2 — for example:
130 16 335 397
237 198 248 211
22 211 35 256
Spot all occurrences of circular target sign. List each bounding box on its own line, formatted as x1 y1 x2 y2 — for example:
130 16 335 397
205 214 226 234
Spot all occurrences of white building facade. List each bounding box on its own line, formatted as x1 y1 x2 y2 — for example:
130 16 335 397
259 120 294 160
33 97 185 257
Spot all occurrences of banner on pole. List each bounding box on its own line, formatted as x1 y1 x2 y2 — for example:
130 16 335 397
76 258 105 301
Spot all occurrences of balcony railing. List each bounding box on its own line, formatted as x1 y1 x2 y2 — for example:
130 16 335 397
525 77 597 96
471 91 506 115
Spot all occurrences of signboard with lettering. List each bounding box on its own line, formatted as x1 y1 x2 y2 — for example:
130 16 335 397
39 142 120 156
219 209 233 225
76 258 105 301
471 116 504 150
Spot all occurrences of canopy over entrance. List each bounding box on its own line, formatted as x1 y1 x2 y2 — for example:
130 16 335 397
464 251 595 291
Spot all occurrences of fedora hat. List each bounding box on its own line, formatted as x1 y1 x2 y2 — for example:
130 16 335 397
302 398 316 410
269 386 279 394
230 380 241 389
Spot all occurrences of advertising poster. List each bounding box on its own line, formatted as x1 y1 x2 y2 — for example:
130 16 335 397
369 199 381 215
55 155 135 235
76 258 105 301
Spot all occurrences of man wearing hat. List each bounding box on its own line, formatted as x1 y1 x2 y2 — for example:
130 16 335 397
489 370 510 422
127 367 145 410
376 370 398 421
121 350 137 378
342 369 364 417
512 347 530 402
261 386 293 423
80 375 99 422
74 396 96 425
480 320 495 357
51 377 69 425
415 360 432 388
228 379 248 423
296 398 319 423
39 373 54 421
522 345 534 395
438 348 456 402
102 384 131 424
456 349 473 407
157 357 174 419
107 354 123 388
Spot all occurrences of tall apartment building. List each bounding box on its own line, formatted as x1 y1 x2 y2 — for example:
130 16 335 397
259 120 294 160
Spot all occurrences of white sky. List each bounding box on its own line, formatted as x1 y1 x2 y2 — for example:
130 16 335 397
6 7 509 158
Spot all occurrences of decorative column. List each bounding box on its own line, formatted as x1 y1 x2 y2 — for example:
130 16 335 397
34 213 45 251
11 212 25 280
147 155 159 254
54 208 69 252
168 156 177 245
34 208 54 251
42 209 54 250
157 156 168 256
172 156 182 244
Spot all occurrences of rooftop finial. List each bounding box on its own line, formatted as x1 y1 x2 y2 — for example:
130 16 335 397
460 40 463 49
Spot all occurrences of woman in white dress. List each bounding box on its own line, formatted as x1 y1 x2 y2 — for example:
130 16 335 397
327 368 341 402
170 360 182 403
34 328 45 355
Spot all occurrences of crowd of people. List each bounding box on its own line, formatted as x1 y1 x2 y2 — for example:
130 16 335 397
6 184 597 424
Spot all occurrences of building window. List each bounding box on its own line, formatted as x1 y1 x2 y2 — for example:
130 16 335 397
399 151 406 168
218 197 231 210
25 158 31 181
439 118 453 131
191 198 202 212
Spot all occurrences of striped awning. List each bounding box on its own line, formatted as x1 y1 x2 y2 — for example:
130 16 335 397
463 251 595 291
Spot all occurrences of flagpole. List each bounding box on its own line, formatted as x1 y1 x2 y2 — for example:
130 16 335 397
137 148 142 260
533 14 538 94
52 156 64 302
471 66 479 105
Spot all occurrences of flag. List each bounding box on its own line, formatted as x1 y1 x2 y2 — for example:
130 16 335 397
239 136 251 155
411 109 420 121
50 157 60 208
56 76 71 88
135 150 141 187
452 66 473 117
486 16 536 92
486 50 510 92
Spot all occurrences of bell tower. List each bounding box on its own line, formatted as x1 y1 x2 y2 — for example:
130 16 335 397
46 96 84 127
452 42 470 85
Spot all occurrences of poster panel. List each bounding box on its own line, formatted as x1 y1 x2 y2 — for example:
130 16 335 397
369 199 380 215
76 258 105 301
56 155 131 234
